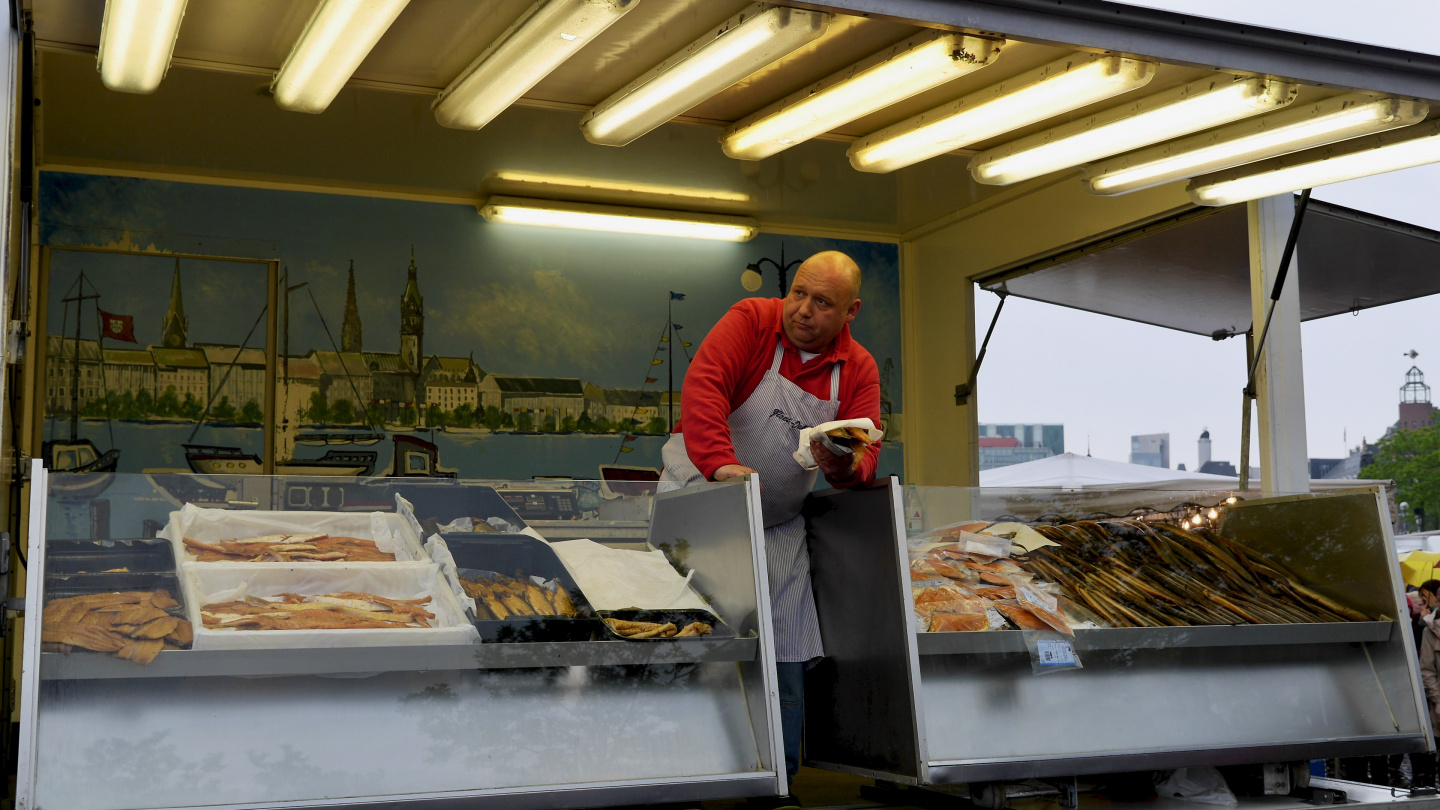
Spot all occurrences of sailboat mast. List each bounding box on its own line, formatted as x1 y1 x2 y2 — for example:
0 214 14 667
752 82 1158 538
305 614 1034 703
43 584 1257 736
70 273 84 440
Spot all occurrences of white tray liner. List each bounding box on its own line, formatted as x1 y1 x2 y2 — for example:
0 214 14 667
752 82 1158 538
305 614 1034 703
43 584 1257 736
423 534 479 617
183 561 479 649
160 504 428 564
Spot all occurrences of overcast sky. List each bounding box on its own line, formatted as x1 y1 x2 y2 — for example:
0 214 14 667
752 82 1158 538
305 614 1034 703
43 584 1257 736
975 2 1440 472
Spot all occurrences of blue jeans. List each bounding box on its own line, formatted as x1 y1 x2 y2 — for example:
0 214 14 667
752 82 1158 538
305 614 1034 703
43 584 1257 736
777 662 804 782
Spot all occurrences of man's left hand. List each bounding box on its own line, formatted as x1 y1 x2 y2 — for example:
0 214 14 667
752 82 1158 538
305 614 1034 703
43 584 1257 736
810 439 856 481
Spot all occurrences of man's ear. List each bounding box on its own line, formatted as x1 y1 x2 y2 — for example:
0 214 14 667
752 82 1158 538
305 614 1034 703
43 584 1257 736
846 298 862 323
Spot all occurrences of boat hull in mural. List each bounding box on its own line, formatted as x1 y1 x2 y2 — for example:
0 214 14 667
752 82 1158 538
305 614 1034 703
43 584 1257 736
183 444 378 476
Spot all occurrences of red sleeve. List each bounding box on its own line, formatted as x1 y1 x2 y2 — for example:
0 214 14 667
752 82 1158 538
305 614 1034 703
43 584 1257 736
829 351 882 488
679 302 761 480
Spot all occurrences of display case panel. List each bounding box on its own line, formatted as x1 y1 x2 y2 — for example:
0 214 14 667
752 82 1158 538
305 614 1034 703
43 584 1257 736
18 465 782 810
805 479 1428 785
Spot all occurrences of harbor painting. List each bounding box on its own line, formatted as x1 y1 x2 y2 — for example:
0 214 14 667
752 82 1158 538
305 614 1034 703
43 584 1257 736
40 171 904 482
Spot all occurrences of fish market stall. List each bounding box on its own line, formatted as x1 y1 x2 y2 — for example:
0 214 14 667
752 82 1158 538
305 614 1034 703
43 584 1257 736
804 478 1429 785
17 465 783 810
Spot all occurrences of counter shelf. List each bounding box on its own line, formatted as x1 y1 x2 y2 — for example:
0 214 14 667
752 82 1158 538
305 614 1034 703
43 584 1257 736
19 467 786 810
804 480 1430 786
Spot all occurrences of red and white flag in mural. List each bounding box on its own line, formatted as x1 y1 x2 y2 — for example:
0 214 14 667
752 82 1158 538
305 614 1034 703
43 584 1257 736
99 310 137 343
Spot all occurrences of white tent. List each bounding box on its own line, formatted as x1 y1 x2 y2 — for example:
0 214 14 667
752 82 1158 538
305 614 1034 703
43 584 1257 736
980 452 1390 494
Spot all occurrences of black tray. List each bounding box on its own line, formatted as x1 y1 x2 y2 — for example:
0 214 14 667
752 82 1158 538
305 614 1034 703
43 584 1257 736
399 486 530 537
598 609 733 642
443 534 600 642
46 539 176 575
44 570 188 616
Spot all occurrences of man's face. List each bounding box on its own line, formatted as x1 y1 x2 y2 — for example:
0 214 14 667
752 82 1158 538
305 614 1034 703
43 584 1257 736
782 262 861 353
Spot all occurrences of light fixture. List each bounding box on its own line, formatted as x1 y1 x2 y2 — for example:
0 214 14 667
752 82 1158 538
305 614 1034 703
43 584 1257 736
480 196 758 241
1085 95 1428 195
1189 118 1440 206
489 171 751 202
847 54 1154 174
721 30 1003 161
582 5 831 147
970 76 1297 186
97 0 189 94
272 0 410 113
434 0 636 130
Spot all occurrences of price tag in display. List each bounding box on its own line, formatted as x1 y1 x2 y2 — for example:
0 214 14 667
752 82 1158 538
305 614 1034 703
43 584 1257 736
1035 639 1078 667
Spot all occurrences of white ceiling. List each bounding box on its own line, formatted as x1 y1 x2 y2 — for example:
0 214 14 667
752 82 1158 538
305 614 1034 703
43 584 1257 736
28 0 1310 151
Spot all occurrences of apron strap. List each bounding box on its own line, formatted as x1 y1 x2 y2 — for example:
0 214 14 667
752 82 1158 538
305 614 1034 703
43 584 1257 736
829 361 842 400
770 339 785 372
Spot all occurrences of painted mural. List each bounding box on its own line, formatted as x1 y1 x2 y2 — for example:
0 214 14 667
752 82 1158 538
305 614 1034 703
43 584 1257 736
39 171 904 482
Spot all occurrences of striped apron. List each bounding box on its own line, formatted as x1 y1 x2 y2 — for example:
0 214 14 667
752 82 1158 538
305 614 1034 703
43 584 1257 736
660 339 841 662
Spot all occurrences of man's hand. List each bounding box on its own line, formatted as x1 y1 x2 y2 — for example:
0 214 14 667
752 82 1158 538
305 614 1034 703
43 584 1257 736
713 464 759 482
810 439 856 482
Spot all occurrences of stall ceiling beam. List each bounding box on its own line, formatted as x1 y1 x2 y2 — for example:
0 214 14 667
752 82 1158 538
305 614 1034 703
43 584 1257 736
792 0 1440 101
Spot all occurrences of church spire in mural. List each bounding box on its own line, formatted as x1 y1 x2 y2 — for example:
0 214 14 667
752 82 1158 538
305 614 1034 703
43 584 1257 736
161 258 188 348
341 259 362 353
400 245 424 372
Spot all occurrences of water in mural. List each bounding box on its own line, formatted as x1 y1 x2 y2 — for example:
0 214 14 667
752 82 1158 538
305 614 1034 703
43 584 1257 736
41 172 904 483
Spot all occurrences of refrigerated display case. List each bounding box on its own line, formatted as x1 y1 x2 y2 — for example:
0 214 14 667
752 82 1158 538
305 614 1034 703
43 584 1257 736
17 463 783 810
804 478 1429 785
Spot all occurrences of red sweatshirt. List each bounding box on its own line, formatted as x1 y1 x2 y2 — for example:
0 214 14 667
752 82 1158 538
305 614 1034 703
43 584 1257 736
674 297 881 487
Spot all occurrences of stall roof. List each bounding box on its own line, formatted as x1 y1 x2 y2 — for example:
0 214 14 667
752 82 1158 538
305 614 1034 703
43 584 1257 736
979 198 1440 337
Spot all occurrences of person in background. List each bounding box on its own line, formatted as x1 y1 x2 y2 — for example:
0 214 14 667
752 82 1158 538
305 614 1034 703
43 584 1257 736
660 250 881 809
1414 581 1440 787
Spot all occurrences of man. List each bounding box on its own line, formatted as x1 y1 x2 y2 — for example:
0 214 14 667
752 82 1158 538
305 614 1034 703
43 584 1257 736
1414 580 1440 787
660 250 882 805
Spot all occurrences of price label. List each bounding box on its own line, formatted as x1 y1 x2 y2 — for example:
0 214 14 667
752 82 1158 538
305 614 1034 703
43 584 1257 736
1035 639 1078 666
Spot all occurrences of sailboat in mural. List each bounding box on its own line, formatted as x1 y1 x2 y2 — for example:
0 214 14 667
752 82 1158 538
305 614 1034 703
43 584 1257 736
182 264 380 476
42 271 120 497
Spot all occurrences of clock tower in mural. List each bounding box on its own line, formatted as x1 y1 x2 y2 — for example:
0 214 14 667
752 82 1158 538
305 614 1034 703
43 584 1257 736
399 246 424 372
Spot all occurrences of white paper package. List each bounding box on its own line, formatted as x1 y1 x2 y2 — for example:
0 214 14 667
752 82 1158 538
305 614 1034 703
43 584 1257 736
182 561 478 650
548 539 713 614
160 503 428 563
792 418 883 471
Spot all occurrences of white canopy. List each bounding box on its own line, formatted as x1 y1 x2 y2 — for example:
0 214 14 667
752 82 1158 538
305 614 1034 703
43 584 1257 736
980 452 1387 493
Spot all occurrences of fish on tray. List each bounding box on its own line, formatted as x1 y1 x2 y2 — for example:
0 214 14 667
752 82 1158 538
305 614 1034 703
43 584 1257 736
184 534 396 563
460 573 579 621
42 590 192 665
201 592 435 630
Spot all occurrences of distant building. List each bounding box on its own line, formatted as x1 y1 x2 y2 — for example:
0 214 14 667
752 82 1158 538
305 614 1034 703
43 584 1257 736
1198 428 1212 468
1200 460 1238 476
1130 433 1169 468
480 375 586 422
422 355 483 413
980 423 1064 455
978 434 1056 471
1309 458 1344 478
1396 366 1436 431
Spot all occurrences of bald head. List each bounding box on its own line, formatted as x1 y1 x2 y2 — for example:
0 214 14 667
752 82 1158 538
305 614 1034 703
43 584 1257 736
797 250 862 303
782 250 864 353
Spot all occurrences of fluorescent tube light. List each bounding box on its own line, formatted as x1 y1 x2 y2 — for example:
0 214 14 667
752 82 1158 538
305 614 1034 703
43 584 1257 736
490 171 751 202
480 196 759 241
272 0 411 113
721 30 1003 161
971 76 1297 186
1085 94 1428 195
434 0 636 130
1188 119 1440 206
847 54 1154 174
97 0 188 94
582 5 831 147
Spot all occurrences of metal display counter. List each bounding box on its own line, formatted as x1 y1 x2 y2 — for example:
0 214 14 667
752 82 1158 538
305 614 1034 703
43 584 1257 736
17 464 783 810
804 479 1431 786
